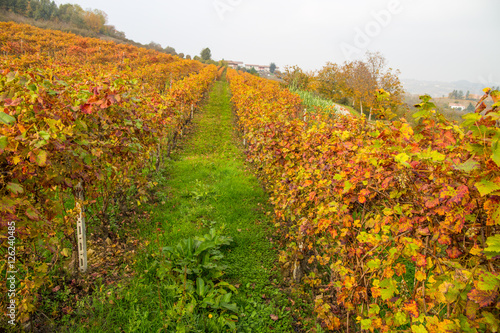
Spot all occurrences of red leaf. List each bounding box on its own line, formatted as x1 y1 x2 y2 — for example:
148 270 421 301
425 197 440 208
81 103 92 114
468 288 498 308
446 247 463 259
411 254 427 267
4 98 21 106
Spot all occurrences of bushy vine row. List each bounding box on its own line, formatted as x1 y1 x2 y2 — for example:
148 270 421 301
0 22 219 324
227 68 499 332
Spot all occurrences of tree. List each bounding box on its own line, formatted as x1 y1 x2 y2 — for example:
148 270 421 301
282 65 310 90
13 0 28 14
33 0 58 20
164 46 176 55
270 62 276 74
248 67 259 77
315 52 403 119
200 47 211 61
83 9 107 33
147 41 163 52
57 4 85 27
466 102 475 112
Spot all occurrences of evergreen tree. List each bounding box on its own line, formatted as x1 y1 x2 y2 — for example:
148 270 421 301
270 62 276 74
466 102 475 112
200 47 211 61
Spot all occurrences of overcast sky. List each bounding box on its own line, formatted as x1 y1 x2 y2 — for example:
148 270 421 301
54 0 500 84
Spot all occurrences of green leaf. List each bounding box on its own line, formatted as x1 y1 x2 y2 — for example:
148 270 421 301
430 150 445 162
485 235 500 259
6 182 23 194
454 158 480 173
394 311 408 326
27 83 37 92
26 207 40 220
380 278 398 300
36 150 48 167
0 111 16 125
220 302 238 313
411 324 429 333
39 131 50 140
367 259 381 270
483 311 500 332
368 304 380 315
360 319 372 330
477 272 500 291
343 180 353 193
196 277 206 297
395 152 410 167
475 179 500 196
194 241 216 256
492 141 500 167
0 136 7 150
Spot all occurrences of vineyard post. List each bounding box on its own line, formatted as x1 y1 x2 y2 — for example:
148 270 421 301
303 108 307 122
74 182 88 273
191 103 194 119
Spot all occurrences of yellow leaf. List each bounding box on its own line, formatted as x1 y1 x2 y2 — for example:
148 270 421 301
470 245 482 256
415 270 426 282
35 263 48 273
61 248 71 257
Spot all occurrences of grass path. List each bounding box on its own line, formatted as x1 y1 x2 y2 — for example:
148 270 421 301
70 80 295 332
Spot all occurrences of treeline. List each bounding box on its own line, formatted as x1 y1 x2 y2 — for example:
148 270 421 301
0 0 181 56
449 88 500 100
0 0 125 38
281 52 405 120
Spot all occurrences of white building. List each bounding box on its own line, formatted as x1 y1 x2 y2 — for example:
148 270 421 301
449 103 466 111
245 64 272 72
226 60 244 69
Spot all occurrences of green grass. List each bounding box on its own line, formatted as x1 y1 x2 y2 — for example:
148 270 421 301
61 80 294 332
291 88 360 117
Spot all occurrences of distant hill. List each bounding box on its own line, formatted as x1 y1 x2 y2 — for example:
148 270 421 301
402 78 498 98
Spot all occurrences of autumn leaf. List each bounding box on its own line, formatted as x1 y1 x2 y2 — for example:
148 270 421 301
468 288 497 308
0 111 16 125
26 207 40 220
403 300 419 318
476 271 500 291
81 103 93 114
0 136 7 150
475 179 500 196
6 182 23 194
415 270 426 282
446 247 462 259
379 278 398 300
484 235 500 259
36 150 48 166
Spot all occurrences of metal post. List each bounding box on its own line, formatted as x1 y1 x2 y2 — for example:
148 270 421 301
75 182 87 273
